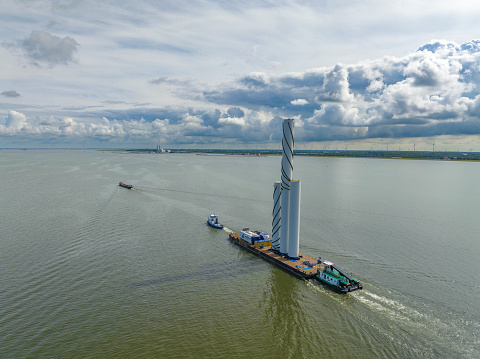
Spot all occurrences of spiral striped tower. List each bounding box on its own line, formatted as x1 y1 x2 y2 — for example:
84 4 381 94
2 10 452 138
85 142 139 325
279 119 294 254
271 181 281 251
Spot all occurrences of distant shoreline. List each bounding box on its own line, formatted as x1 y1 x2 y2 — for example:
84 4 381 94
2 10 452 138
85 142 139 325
122 149 480 161
4 148 479 161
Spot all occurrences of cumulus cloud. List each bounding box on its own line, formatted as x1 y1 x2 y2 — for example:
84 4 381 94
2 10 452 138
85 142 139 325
1 90 21 97
291 99 309 105
218 117 245 126
200 39 480 142
0 106 280 147
309 104 360 126
241 72 270 88
226 107 245 118
4 39 480 147
315 64 354 103
18 31 79 66
5 110 27 131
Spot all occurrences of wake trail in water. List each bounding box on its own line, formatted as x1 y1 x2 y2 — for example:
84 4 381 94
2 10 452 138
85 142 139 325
306 281 479 358
356 290 480 357
354 290 425 327
131 185 268 203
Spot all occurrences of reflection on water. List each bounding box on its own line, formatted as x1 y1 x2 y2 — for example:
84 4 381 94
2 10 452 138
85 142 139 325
263 269 310 357
127 259 268 287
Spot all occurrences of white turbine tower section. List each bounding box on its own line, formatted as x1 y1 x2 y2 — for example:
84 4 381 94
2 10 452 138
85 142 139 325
272 181 281 250
288 180 301 258
280 119 294 255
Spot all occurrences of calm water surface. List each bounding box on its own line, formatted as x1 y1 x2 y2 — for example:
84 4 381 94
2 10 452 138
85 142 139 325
0 150 479 358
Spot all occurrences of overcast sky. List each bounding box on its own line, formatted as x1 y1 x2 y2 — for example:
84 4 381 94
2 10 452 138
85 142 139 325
2 0 480 150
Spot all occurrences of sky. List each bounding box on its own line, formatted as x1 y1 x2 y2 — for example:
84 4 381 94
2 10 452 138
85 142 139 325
2 0 480 150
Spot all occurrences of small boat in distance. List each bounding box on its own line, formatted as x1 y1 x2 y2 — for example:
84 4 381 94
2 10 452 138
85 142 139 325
207 214 224 229
119 182 133 189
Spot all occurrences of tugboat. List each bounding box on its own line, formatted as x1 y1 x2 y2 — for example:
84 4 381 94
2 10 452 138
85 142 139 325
207 214 224 229
119 182 133 189
316 260 363 293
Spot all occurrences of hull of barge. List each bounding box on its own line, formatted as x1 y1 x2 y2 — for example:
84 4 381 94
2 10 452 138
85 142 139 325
228 233 320 279
228 232 363 293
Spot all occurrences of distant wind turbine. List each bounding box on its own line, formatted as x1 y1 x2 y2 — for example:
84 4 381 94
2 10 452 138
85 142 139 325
432 142 436 152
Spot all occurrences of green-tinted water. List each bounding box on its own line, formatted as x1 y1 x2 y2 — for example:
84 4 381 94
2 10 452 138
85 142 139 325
1 150 479 358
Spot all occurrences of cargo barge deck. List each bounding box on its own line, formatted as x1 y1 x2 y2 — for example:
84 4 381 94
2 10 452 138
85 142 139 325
228 232 323 279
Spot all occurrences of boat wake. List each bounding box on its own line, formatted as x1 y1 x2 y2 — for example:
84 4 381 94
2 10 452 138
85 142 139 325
307 281 429 324
360 291 425 320
306 281 479 358
356 290 480 357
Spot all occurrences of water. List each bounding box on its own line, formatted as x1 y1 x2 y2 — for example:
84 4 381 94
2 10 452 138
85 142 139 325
1 150 479 358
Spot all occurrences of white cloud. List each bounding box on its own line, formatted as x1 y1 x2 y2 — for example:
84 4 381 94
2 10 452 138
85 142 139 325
366 80 384 93
291 99 309 105
181 115 204 128
3 2 480 148
4 110 27 132
403 52 461 88
310 104 360 126
315 64 354 103
218 117 246 126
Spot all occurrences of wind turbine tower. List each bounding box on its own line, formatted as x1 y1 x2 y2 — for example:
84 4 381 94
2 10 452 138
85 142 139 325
273 119 301 259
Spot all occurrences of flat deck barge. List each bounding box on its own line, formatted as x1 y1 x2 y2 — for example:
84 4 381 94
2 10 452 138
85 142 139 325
228 232 323 279
119 182 133 189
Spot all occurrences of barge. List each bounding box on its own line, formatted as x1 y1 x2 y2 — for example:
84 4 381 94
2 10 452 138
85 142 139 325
229 231 362 293
223 119 363 293
119 182 133 189
229 231 319 279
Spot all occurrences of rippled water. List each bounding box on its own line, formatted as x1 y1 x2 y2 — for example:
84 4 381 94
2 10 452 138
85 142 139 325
1 150 479 358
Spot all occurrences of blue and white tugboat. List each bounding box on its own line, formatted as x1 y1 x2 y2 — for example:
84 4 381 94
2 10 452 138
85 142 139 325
207 214 224 229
